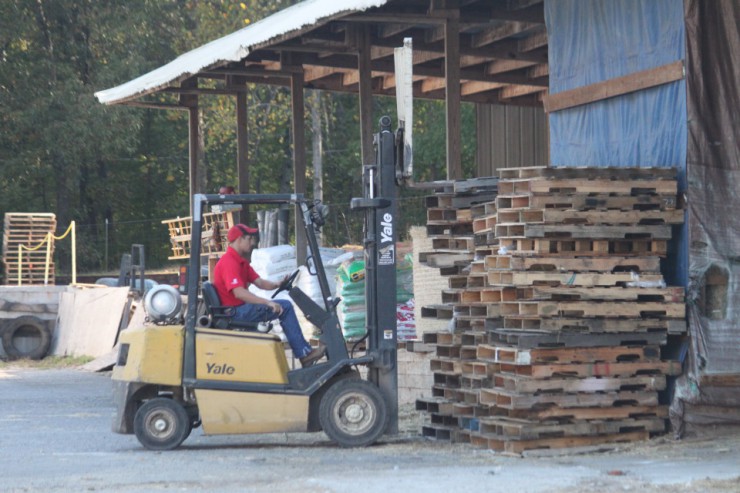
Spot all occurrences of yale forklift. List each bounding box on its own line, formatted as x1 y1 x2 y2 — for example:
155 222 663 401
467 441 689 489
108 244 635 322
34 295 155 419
111 116 407 450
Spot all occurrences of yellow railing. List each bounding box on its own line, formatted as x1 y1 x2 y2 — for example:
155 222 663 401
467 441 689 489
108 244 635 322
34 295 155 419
17 221 76 286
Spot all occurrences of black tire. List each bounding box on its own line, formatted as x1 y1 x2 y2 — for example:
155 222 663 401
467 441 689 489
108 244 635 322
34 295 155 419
133 398 192 451
319 379 389 447
1 316 51 360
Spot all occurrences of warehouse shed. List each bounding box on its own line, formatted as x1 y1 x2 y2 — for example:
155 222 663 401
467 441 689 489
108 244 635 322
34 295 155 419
96 0 740 433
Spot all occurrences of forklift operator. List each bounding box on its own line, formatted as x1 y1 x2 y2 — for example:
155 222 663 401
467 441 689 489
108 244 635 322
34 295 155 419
213 224 326 367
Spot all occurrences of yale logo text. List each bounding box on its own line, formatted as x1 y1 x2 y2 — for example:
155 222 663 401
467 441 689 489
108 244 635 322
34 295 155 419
206 362 236 375
380 213 393 243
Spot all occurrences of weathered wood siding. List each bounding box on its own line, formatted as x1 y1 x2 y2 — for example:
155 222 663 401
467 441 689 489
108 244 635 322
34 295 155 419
476 104 549 176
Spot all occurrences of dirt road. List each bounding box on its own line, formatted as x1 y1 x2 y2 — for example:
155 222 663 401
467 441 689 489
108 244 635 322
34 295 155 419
0 367 737 493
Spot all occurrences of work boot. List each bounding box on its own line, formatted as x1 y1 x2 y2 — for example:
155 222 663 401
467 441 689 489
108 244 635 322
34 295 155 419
300 345 326 367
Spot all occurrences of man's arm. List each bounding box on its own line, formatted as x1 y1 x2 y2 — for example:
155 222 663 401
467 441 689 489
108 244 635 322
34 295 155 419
253 277 280 291
231 285 283 314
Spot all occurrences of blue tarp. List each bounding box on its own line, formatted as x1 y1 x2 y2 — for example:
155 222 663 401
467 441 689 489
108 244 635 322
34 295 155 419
545 0 688 285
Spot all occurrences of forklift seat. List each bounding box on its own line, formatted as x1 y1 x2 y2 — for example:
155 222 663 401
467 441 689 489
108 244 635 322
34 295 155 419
201 281 263 331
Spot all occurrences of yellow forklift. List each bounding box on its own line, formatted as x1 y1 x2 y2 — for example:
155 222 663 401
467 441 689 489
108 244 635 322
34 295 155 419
111 117 404 450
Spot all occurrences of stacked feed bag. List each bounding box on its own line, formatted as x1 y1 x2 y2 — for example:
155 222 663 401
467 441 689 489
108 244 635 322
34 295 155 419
336 254 367 340
247 245 346 339
248 245 297 340
336 253 415 340
397 298 416 341
249 245 297 283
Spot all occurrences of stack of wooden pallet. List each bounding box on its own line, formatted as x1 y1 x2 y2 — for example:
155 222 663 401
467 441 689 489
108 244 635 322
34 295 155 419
418 177 498 329
2 213 57 285
417 166 686 454
162 211 235 260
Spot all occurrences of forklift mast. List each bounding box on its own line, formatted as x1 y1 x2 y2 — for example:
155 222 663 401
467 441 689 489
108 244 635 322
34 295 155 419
351 116 399 434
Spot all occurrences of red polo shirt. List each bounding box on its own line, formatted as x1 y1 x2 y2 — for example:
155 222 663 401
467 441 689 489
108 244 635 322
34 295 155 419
212 246 260 306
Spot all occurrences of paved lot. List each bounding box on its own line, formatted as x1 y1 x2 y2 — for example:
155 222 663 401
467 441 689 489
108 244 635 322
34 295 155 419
0 367 738 493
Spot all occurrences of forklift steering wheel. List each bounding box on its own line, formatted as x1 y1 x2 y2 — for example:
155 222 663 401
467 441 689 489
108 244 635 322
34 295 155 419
271 269 300 299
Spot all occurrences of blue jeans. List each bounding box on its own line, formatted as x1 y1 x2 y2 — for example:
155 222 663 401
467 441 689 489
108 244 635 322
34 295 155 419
232 299 312 359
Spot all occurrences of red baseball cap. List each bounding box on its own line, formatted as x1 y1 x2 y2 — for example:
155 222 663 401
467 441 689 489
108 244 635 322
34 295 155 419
227 224 259 242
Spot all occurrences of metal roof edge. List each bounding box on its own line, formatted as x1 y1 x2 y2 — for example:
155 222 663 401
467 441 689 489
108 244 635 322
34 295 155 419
95 0 390 105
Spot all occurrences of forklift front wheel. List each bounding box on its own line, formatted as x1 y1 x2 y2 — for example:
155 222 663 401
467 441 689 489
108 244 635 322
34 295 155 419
133 398 192 451
319 379 389 448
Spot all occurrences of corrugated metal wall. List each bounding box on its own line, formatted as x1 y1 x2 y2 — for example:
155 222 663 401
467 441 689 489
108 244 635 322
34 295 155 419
476 104 549 177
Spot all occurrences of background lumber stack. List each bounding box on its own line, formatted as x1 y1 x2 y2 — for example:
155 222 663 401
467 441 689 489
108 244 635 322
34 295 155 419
418 166 686 454
2 213 57 285
162 211 235 260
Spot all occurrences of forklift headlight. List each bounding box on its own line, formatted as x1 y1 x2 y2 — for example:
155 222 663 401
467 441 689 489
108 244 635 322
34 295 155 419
144 284 183 324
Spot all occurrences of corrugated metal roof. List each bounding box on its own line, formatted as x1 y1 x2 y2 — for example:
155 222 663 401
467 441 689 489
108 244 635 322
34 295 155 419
95 0 390 105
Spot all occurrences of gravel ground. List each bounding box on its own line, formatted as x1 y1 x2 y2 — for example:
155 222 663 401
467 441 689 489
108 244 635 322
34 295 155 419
0 366 738 493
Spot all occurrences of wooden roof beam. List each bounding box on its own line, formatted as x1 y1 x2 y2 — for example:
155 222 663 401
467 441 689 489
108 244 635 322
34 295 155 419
471 21 541 48
372 35 547 63
461 80 506 96
381 73 425 90
518 29 548 52
499 83 546 100
485 58 538 75
378 23 415 39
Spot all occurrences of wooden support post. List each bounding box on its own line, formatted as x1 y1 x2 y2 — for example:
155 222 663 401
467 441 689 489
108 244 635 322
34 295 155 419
291 70 308 264
445 13 462 180
235 76 249 225
180 78 200 216
357 25 374 166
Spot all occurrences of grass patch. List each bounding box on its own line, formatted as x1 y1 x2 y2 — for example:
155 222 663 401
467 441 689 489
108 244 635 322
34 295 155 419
0 355 95 369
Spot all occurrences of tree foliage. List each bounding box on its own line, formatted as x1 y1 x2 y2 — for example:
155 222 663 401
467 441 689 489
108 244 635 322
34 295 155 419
0 0 476 276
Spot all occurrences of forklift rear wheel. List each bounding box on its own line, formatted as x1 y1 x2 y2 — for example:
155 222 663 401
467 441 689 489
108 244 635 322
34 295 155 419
133 398 192 451
319 379 389 447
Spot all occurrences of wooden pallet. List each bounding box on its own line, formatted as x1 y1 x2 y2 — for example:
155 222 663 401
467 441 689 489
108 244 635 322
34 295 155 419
479 388 659 409
485 255 662 273
496 193 677 212
422 424 454 441
492 373 666 394
518 286 684 303
471 430 650 454
498 166 676 181
476 344 661 365
487 329 668 349
508 404 669 421
452 304 489 318
3 213 58 285
494 360 682 379
416 397 455 415
487 271 664 287
426 223 474 236
497 300 685 319
539 300 684 318
427 207 459 223
496 224 673 241
430 358 464 373
498 178 677 196
496 208 684 226
492 316 686 334
478 416 665 440
497 238 668 256
431 236 475 252
420 304 454 320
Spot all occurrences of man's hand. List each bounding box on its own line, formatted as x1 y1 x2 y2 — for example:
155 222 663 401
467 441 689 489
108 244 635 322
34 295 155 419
267 300 283 315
